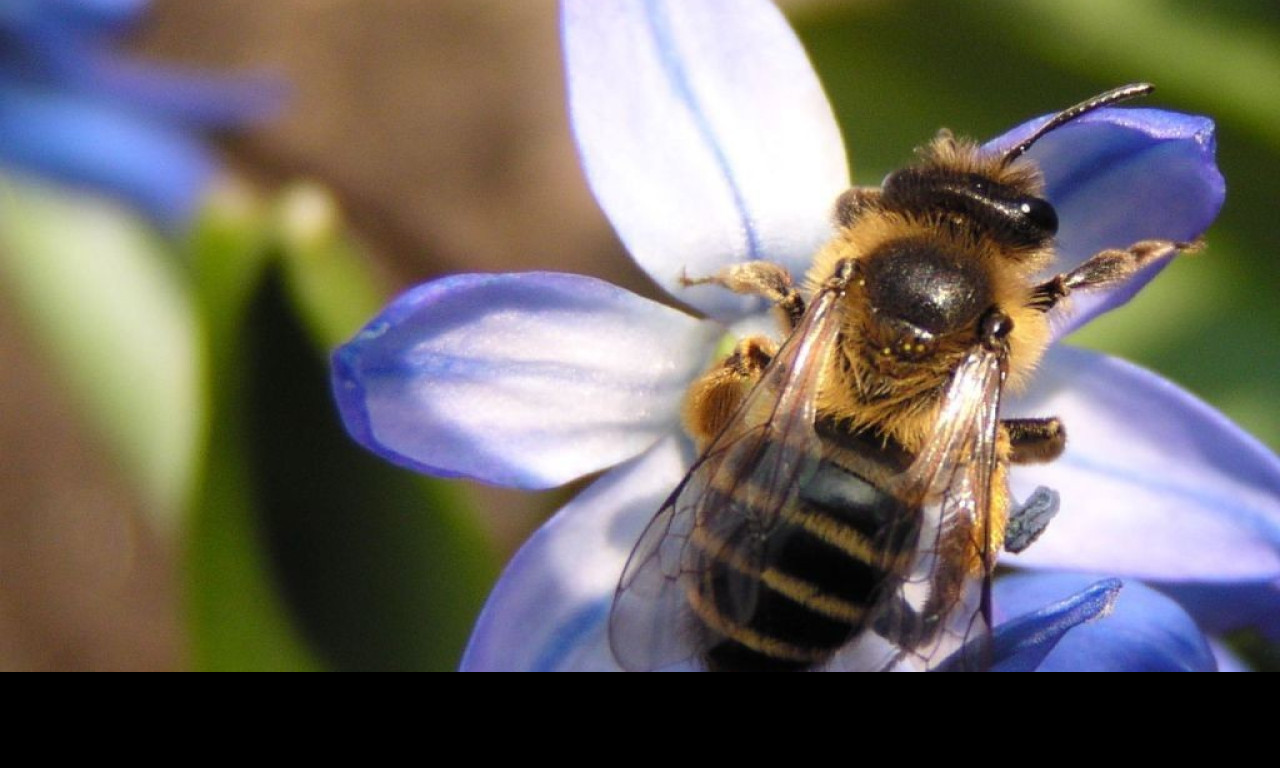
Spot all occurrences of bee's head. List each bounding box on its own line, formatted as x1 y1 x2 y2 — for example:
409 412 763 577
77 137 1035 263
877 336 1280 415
880 160 1059 252
880 83 1154 255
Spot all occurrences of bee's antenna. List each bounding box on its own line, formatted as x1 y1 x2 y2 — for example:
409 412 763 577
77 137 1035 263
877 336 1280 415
1000 83 1155 167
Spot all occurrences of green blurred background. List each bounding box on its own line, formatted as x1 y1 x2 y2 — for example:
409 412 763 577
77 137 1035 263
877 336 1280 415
0 0 1275 670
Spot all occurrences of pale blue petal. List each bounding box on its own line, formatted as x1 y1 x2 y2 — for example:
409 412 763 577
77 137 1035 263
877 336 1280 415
332 273 719 490
0 0 145 34
986 577 1122 672
0 1 277 225
1 12 283 129
0 85 213 224
461 435 691 671
994 574 1216 672
563 0 849 323
984 108 1223 336
78 54 286 129
50 0 146 29
1004 347 1280 581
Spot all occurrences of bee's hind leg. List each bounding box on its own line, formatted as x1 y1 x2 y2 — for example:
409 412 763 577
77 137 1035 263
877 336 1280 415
681 262 805 331
682 336 777 449
1004 487 1061 555
1005 417 1066 464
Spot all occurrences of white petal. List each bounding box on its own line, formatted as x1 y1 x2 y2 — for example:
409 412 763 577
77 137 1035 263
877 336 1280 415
461 435 692 671
1004 346 1280 581
563 0 849 322
333 273 718 490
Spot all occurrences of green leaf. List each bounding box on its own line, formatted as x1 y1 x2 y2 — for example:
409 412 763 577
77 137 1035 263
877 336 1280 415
273 183 388 350
185 186 497 670
0 177 201 526
974 0 1280 153
185 190 322 671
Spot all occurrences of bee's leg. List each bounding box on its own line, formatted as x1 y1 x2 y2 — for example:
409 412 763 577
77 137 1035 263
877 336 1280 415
1029 239 1203 312
1004 417 1066 464
682 336 777 448
834 187 883 227
1003 487 1061 554
681 262 805 331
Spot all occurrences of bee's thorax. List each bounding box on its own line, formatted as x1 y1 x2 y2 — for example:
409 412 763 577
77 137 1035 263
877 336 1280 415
862 235 993 338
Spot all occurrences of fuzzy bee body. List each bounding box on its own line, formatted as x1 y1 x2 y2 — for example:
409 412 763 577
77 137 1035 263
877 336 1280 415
609 84 1193 672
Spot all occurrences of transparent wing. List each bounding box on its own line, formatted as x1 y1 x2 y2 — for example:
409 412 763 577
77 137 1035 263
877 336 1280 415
608 284 847 672
874 345 1007 672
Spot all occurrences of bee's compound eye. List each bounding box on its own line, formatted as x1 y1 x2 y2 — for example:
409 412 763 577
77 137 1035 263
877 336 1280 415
1020 197 1059 237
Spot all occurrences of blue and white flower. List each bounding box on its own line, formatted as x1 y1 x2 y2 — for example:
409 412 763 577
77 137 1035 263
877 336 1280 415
333 0 1276 670
0 0 279 224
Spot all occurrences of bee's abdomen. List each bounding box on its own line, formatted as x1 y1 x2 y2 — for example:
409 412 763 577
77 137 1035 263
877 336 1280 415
691 458 917 672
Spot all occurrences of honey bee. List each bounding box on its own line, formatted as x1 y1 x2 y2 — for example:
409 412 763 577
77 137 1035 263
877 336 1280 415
608 84 1198 672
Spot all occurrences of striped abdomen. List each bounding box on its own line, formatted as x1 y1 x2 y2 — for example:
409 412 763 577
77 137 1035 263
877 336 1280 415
688 428 920 672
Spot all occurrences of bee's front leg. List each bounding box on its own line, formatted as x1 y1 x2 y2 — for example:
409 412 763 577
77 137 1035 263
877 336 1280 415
682 336 777 449
1029 239 1202 313
680 262 804 331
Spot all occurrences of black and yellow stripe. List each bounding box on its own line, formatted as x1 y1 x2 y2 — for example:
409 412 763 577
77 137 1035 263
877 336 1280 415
689 444 920 672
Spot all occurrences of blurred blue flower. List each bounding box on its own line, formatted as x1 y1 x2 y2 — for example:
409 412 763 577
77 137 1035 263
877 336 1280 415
333 0 1277 670
0 0 280 224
